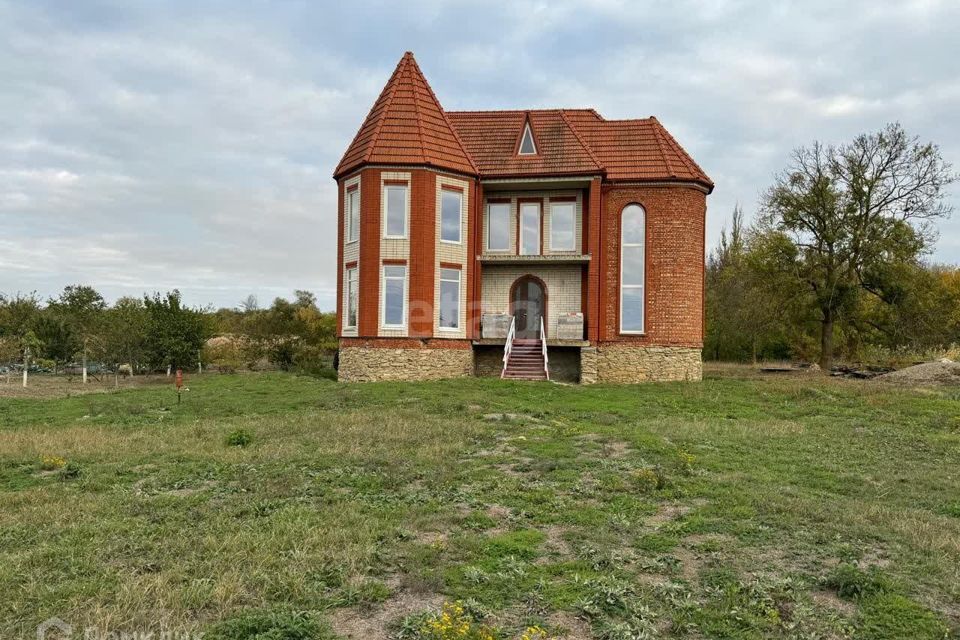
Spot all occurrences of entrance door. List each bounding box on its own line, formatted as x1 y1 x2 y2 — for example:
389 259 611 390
511 276 546 339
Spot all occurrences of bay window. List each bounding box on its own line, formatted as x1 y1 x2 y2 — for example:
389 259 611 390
383 264 407 327
438 268 461 330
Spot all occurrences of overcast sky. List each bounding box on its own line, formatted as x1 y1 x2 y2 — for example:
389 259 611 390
2 0 958 311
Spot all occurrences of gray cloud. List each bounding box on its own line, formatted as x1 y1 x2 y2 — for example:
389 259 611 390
1 0 957 310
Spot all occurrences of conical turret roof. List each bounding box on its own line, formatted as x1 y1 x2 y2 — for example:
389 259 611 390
334 52 478 178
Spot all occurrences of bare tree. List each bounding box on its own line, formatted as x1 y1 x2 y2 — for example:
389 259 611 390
239 294 259 312
761 123 955 370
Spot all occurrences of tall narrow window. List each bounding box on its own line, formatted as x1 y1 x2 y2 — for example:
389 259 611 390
346 267 358 328
346 188 359 243
383 264 407 327
440 189 462 243
519 123 537 155
384 184 407 238
438 268 461 330
520 202 541 255
487 202 511 251
550 202 576 251
620 204 645 333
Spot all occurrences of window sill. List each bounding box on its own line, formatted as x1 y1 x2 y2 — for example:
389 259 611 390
439 239 463 246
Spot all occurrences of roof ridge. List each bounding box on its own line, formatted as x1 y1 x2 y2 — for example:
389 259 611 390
652 118 710 182
363 55 406 165
447 107 600 115
409 56 479 173
408 60 428 166
560 110 604 171
650 119 678 177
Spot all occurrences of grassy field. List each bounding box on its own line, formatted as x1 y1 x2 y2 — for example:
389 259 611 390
1 368 958 639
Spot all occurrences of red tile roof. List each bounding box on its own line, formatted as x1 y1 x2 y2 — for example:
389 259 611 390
334 52 477 178
445 110 602 177
336 53 712 191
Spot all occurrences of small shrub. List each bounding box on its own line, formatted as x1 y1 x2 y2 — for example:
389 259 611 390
58 462 81 480
823 563 892 600
858 593 949 640
419 601 496 640
676 449 696 474
630 466 666 492
226 429 253 447
39 455 67 471
205 609 330 640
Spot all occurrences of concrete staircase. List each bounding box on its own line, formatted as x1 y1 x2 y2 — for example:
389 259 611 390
502 338 548 380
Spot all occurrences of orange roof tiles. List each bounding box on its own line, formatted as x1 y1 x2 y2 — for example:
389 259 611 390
334 52 477 178
336 53 712 191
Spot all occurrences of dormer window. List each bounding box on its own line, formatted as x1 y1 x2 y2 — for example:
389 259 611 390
518 122 537 155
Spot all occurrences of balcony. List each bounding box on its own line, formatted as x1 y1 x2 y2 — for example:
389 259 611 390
478 254 591 265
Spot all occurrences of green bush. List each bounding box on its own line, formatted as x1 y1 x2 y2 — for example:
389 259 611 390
824 563 892 600
857 593 949 640
58 461 81 480
226 429 253 447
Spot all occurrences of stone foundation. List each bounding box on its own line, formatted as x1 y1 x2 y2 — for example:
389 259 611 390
338 346 474 382
594 345 702 383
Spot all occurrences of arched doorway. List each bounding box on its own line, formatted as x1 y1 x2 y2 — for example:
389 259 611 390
510 276 547 340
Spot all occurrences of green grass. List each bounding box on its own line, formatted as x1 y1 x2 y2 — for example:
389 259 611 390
1 370 958 639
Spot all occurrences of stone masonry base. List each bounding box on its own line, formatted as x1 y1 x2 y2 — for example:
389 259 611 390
338 345 474 382
592 345 702 383
338 344 701 383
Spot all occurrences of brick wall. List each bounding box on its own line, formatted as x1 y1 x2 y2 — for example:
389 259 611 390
599 185 706 347
480 264 583 340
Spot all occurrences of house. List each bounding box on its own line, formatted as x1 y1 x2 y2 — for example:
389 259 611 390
333 52 713 383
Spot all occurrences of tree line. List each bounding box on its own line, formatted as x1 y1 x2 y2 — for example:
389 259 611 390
706 123 959 368
0 287 337 379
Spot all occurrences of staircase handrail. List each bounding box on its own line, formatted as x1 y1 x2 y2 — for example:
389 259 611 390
540 316 550 381
500 315 516 379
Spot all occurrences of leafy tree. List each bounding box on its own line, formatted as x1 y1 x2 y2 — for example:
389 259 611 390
760 123 956 369
0 293 43 365
96 296 148 374
46 285 106 378
142 290 212 370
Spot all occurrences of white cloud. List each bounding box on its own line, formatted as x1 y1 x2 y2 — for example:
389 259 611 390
0 0 957 310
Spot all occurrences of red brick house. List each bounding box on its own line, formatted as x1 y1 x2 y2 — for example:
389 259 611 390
334 52 713 383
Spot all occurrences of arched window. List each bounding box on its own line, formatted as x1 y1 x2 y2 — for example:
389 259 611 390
620 204 645 333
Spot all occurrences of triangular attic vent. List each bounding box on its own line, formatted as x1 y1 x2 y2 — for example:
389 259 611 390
519 122 537 155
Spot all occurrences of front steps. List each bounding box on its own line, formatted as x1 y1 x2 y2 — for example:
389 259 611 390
502 339 549 380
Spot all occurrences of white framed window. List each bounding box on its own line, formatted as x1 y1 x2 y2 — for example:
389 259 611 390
345 266 358 328
620 204 646 334
438 268 461 330
486 202 511 251
550 201 576 251
346 188 359 243
384 184 407 238
440 189 462 244
382 264 407 327
519 123 537 155
520 201 540 255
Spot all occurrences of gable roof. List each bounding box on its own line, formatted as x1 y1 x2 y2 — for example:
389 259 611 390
334 52 477 178
335 53 712 192
446 110 603 178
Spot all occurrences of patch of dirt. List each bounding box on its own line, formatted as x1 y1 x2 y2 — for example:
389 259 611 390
541 525 574 558
877 360 960 386
483 413 541 422
486 504 512 519
494 463 525 478
329 588 445 640
648 503 691 527
810 590 857 617
601 440 631 458
415 530 448 546
670 546 701 582
545 612 593 639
